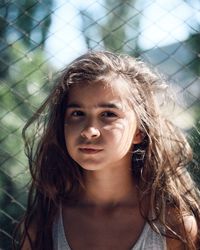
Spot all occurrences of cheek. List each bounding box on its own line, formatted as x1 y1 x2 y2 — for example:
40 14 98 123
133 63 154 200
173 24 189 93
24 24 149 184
64 124 79 148
64 119 84 135
103 122 125 142
103 119 136 146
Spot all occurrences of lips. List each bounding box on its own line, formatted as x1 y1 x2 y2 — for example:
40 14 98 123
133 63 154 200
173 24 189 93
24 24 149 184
79 147 103 154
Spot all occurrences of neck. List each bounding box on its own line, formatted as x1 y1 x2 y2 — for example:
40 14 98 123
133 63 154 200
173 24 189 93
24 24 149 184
80 166 138 207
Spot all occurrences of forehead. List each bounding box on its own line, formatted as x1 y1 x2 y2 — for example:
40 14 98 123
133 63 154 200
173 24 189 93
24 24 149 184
66 79 130 108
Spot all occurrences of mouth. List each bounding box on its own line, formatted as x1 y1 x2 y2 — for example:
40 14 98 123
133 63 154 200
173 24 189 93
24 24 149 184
79 147 103 154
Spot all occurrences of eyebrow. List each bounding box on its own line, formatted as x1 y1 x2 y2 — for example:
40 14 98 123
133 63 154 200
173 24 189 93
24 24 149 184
66 102 122 110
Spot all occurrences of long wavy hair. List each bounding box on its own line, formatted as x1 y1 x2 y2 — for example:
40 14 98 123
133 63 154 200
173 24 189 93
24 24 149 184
14 51 200 249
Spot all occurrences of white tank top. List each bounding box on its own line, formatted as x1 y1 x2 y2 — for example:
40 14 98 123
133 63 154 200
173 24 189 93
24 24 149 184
52 208 167 250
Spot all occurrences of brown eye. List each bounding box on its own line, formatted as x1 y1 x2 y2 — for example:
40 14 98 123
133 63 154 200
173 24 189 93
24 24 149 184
71 111 85 117
102 111 117 118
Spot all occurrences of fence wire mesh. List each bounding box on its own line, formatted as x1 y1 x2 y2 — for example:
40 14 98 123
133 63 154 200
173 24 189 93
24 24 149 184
0 0 200 249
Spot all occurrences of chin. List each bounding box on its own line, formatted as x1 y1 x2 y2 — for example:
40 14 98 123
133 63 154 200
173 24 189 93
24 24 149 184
76 160 105 171
79 164 104 171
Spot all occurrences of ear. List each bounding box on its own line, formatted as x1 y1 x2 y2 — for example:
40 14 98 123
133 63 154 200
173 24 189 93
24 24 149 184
133 128 142 144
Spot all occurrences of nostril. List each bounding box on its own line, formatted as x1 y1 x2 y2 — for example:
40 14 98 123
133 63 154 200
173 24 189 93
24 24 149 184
81 127 100 139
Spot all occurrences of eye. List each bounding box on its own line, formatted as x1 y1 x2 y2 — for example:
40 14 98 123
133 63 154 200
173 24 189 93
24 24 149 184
101 111 117 118
70 110 85 117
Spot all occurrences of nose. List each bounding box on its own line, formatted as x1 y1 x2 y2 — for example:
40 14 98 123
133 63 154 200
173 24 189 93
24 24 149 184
80 126 100 140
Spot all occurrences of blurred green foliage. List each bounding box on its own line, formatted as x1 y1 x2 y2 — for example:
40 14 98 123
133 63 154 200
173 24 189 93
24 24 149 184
80 0 140 56
0 0 53 249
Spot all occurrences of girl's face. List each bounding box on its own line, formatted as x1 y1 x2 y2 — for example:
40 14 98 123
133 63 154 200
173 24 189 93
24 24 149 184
64 80 141 172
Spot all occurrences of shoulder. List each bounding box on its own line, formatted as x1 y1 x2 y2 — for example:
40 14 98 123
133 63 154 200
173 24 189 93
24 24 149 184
166 208 198 250
21 221 37 250
183 214 198 239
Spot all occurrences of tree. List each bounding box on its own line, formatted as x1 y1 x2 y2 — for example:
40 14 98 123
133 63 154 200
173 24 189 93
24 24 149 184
79 0 140 56
0 0 52 78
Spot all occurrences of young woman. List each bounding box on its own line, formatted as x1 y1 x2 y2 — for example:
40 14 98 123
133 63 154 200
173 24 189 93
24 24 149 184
15 51 200 249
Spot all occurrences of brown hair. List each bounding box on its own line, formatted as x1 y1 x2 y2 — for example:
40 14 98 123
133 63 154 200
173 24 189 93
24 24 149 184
14 51 200 249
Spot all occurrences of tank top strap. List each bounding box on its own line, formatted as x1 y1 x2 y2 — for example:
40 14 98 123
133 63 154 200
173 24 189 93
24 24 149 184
53 205 72 250
131 223 150 249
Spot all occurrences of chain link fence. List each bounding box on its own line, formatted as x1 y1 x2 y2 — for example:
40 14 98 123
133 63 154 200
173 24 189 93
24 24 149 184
0 0 200 249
